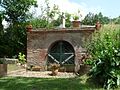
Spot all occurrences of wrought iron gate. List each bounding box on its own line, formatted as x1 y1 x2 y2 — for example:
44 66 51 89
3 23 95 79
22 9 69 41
48 41 75 65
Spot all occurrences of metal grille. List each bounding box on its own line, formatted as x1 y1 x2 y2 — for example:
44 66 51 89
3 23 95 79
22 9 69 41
48 41 75 65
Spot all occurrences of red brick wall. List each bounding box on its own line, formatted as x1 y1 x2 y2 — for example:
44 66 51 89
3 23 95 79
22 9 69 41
27 28 95 71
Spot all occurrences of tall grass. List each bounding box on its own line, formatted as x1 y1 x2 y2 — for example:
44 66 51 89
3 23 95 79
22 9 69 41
86 24 120 89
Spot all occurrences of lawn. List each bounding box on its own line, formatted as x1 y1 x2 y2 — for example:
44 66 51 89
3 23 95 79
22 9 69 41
1 24 120 90
0 75 104 90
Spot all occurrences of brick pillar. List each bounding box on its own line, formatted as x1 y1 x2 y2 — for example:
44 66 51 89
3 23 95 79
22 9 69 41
74 47 86 73
27 49 47 71
0 64 7 77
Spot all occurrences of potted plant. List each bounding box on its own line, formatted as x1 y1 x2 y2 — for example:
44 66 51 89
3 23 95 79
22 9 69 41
0 58 7 77
72 15 80 28
50 63 60 76
95 21 101 30
26 24 32 32
72 10 82 28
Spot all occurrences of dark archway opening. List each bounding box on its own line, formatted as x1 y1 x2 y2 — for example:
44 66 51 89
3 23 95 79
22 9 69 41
47 40 75 71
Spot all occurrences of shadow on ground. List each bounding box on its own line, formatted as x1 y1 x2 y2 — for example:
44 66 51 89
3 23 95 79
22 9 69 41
0 76 104 90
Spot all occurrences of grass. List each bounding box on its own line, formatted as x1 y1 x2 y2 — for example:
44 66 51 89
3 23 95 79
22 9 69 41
0 75 105 90
2 75 119 90
1 24 120 90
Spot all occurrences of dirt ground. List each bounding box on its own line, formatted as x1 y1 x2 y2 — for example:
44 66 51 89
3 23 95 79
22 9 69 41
7 69 76 78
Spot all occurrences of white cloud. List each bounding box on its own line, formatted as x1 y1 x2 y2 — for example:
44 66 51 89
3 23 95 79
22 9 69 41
34 0 86 18
33 0 103 18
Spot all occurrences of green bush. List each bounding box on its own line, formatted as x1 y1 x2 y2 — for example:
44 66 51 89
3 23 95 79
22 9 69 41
18 52 26 64
86 25 120 89
0 60 3 64
0 24 27 57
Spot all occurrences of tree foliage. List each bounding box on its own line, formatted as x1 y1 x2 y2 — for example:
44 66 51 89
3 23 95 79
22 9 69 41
0 24 27 57
52 12 72 28
30 0 72 29
0 0 37 25
82 12 110 25
0 0 37 57
65 13 72 27
36 0 60 28
112 16 120 24
0 11 3 32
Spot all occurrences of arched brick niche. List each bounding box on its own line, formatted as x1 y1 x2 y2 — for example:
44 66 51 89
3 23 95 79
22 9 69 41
27 28 95 71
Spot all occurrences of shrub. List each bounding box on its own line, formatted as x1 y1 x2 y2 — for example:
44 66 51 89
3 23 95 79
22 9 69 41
0 60 3 64
18 52 26 64
86 25 120 89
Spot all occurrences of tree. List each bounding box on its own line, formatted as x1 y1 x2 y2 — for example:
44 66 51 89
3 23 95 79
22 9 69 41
30 18 48 29
82 12 110 25
29 0 61 29
103 16 110 24
39 0 60 28
96 12 110 24
0 0 37 57
0 11 3 31
82 12 95 25
112 16 120 24
52 12 72 28
65 12 72 27
30 0 72 29
0 0 37 25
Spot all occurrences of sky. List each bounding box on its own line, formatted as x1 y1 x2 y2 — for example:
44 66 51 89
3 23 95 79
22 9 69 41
2 0 120 27
35 0 120 18
69 0 120 18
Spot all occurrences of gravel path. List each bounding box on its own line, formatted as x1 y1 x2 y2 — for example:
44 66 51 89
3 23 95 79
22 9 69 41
7 69 76 78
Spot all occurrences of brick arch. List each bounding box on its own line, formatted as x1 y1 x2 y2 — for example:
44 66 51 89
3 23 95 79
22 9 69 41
47 40 75 65
46 38 76 51
47 40 75 53
27 28 95 71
